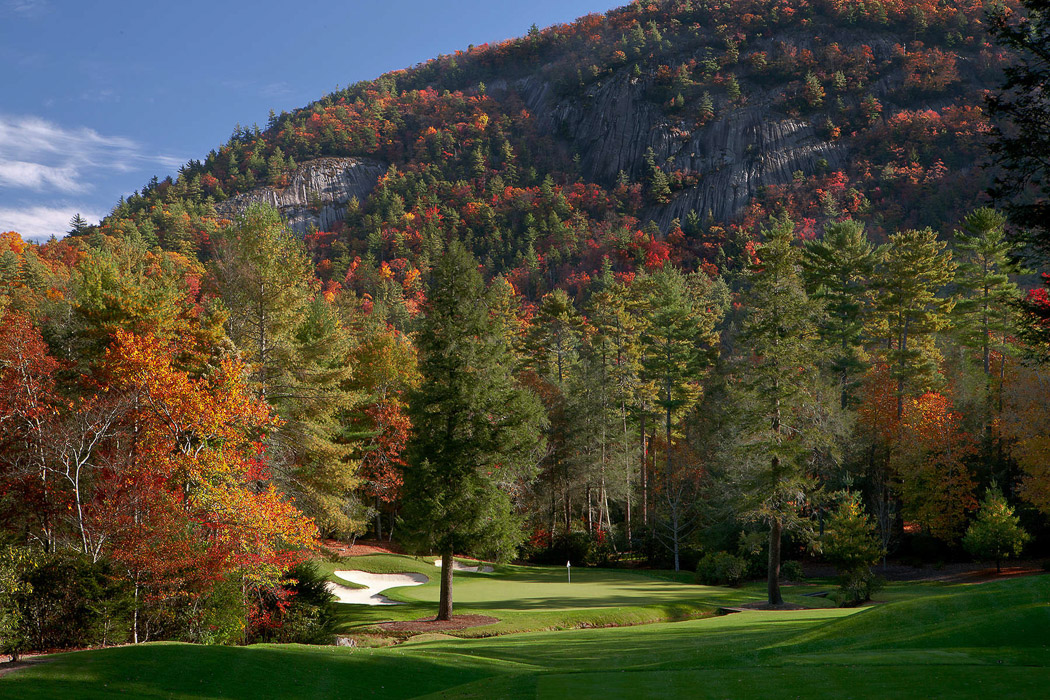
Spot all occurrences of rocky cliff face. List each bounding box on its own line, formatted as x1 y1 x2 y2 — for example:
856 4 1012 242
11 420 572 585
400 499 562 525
494 72 846 228
215 157 387 234
488 31 943 229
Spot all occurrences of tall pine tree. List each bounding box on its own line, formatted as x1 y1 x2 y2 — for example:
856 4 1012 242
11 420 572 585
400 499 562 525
871 228 956 419
952 208 1023 379
401 241 544 621
639 266 721 571
802 219 878 408
211 203 360 533
731 214 836 605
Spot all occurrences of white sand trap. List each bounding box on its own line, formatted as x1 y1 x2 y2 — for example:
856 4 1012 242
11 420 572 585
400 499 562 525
433 559 494 573
326 570 428 605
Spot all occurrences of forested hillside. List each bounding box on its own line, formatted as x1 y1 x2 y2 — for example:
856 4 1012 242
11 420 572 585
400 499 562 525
2 0 1050 650
97 0 1014 290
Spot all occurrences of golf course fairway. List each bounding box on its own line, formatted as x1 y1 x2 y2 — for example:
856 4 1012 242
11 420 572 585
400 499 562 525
2 562 1046 699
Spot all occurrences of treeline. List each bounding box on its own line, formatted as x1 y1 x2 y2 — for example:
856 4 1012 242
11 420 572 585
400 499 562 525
0 210 418 655
501 208 1049 590
4 196 1048 642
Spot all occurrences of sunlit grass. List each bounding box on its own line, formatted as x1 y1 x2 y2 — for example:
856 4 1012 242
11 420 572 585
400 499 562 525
4 568 1045 699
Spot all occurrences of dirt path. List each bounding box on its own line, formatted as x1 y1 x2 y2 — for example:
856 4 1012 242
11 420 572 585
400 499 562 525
372 615 499 633
322 539 404 557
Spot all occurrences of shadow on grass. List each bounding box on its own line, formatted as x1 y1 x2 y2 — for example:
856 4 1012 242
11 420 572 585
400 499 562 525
1 641 514 700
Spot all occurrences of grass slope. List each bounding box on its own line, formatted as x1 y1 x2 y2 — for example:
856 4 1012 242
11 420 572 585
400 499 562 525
4 572 1046 699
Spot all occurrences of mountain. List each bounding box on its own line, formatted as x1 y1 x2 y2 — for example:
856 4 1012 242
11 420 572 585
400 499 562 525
99 0 1013 295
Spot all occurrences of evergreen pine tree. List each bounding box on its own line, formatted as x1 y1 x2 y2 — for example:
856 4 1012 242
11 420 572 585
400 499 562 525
639 267 721 571
68 213 90 236
871 228 956 418
731 213 836 605
644 148 672 205
401 241 544 620
822 494 884 604
523 289 583 532
952 208 1024 378
802 219 878 407
211 204 359 531
963 484 1029 573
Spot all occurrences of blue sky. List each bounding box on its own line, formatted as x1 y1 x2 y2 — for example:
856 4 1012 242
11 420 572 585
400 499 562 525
0 0 618 240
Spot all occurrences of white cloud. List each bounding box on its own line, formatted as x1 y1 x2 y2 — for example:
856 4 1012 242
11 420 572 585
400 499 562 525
5 0 48 17
0 205 103 241
0 115 183 194
0 160 80 192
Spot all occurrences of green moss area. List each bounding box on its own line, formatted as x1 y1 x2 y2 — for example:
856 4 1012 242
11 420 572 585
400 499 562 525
4 570 1046 699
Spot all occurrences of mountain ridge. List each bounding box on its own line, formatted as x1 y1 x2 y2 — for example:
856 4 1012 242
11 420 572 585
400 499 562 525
97 0 1014 294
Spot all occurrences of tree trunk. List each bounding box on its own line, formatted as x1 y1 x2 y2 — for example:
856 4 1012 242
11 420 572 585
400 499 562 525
586 484 593 534
672 509 681 574
550 493 557 545
564 489 571 531
132 578 140 644
438 549 454 621
623 400 632 545
375 494 383 540
767 516 783 605
640 413 648 528
982 280 990 376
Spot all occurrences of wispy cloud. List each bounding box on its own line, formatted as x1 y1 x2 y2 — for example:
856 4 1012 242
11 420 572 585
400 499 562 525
0 205 104 241
260 82 294 99
221 78 298 101
0 160 79 191
0 115 183 194
5 0 49 18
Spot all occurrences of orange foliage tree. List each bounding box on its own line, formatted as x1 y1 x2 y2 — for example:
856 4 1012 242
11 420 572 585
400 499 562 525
93 331 317 642
896 392 977 542
1000 363 1050 515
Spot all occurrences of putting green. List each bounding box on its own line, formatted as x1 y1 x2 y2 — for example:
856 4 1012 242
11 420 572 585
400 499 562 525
315 555 832 635
397 565 742 610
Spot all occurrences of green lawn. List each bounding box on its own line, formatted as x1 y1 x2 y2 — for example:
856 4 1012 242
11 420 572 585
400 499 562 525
3 571 1047 699
318 554 835 635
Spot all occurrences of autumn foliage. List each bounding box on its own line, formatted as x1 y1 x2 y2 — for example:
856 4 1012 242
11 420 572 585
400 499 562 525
0 315 318 642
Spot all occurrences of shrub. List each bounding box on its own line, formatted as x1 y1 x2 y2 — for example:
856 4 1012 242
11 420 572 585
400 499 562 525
247 562 336 645
0 547 31 661
13 551 131 650
963 485 1029 574
780 560 804 582
831 571 884 607
695 551 747 587
195 579 248 646
822 494 884 606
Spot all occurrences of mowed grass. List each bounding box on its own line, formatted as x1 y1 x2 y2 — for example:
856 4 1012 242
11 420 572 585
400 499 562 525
316 554 834 635
4 572 1047 699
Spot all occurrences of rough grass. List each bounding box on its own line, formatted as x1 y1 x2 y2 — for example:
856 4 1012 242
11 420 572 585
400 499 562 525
4 570 1045 699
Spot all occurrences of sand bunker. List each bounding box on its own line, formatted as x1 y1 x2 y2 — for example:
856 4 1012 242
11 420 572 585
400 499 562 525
326 570 428 605
433 559 494 573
